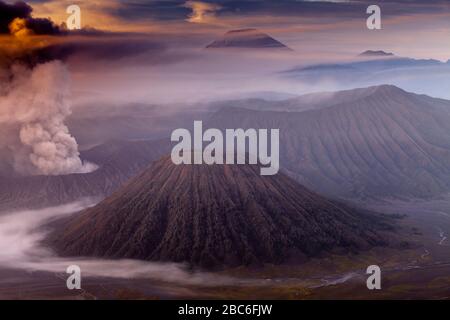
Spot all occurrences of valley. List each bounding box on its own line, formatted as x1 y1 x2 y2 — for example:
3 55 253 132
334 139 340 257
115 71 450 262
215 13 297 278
0 85 449 299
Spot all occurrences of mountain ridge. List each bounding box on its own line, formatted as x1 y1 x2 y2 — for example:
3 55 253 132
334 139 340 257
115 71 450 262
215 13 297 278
206 85 450 199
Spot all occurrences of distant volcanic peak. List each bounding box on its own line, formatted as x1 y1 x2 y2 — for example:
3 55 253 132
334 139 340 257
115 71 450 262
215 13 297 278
50 156 390 269
355 85 411 102
336 84 406 97
371 84 405 94
206 28 291 50
359 50 395 57
322 85 411 110
349 84 403 96
299 84 407 106
227 28 258 34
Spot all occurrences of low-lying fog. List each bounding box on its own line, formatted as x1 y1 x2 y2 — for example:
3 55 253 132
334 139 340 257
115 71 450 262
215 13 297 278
0 201 236 286
70 48 450 110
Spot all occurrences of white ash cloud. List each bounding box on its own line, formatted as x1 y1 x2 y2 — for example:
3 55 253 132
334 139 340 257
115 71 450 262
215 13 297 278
0 61 97 175
0 200 239 287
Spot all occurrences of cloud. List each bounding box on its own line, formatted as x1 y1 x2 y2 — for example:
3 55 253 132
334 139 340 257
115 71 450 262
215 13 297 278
34 35 169 64
25 0 450 29
0 200 239 287
184 1 222 24
0 61 97 175
0 1 32 34
303 0 349 2
0 0 61 35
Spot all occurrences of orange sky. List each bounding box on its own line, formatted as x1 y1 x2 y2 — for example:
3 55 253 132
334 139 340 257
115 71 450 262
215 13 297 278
25 0 450 60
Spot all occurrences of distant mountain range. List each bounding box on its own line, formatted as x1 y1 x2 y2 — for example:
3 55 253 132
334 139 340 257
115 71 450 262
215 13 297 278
209 85 385 113
207 85 450 199
358 50 394 57
283 52 450 98
285 56 444 79
49 156 394 268
2 85 450 211
206 29 291 50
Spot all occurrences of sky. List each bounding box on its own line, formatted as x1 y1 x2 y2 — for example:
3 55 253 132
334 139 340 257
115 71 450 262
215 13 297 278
10 0 449 60
1 0 450 105
1 0 450 174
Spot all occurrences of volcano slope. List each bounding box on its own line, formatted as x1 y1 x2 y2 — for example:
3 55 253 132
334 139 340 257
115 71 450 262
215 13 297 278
49 156 396 269
0 139 170 211
207 85 450 200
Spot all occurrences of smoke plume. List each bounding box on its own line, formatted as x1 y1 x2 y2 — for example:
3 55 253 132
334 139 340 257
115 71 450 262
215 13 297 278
0 61 97 175
0 1 61 36
0 1 97 175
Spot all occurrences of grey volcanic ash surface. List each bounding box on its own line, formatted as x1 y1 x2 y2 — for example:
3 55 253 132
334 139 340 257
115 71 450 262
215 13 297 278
49 156 394 269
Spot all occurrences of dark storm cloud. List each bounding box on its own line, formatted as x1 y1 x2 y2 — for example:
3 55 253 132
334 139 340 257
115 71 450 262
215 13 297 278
0 1 32 33
0 34 170 68
87 0 450 23
0 0 61 35
102 0 360 21
0 1 172 67
23 16 60 34
38 37 168 62
110 0 191 21
209 0 450 18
